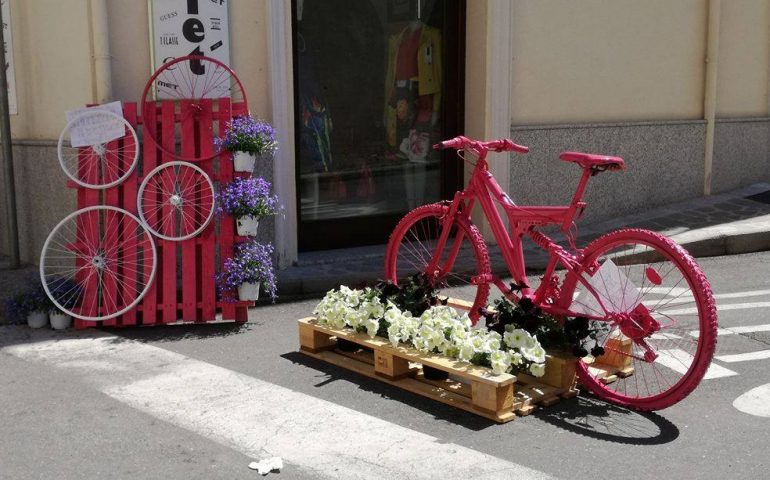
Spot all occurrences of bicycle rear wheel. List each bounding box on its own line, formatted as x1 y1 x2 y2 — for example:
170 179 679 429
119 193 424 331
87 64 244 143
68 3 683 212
384 203 490 323
560 229 717 410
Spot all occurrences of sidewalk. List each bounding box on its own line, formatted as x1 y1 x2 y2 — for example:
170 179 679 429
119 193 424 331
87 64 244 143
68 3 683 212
278 182 770 298
2 183 770 318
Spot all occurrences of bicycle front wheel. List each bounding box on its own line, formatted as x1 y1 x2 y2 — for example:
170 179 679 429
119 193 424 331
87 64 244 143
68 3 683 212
384 203 490 323
560 229 717 410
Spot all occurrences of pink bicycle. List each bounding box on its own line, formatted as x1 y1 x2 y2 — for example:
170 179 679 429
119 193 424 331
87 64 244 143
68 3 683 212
385 136 717 410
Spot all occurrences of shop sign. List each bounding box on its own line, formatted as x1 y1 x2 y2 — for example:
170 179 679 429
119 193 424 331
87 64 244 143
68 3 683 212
2 0 17 115
151 0 230 98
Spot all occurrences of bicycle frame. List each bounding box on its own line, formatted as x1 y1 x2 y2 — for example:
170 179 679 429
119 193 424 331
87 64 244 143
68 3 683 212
428 145 611 321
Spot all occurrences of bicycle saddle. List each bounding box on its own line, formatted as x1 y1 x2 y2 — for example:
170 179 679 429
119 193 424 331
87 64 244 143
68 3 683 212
559 151 625 171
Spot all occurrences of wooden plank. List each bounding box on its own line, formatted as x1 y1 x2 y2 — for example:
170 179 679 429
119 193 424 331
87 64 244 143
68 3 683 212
217 97 236 321
298 318 515 387
180 100 197 322
160 101 177 324
141 100 159 326
301 347 516 423
198 98 217 321
120 102 139 326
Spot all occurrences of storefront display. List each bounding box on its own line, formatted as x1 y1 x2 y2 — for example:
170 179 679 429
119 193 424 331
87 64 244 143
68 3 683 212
293 0 464 251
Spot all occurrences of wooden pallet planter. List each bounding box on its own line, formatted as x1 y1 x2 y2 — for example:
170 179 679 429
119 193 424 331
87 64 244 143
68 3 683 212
584 333 635 385
71 100 253 329
298 317 579 423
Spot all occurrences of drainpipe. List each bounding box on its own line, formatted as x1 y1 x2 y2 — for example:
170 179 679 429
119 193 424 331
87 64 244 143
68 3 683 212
88 0 112 103
703 0 721 196
0 3 19 268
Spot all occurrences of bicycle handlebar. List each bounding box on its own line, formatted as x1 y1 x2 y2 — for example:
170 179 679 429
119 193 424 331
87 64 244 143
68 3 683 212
433 136 529 154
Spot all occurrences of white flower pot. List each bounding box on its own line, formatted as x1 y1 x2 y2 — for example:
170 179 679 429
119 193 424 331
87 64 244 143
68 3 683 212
233 151 257 172
50 312 72 330
27 311 48 329
238 282 260 301
236 215 259 236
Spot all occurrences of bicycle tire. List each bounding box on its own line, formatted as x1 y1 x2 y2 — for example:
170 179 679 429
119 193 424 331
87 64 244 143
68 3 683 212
385 203 491 323
559 228 717 410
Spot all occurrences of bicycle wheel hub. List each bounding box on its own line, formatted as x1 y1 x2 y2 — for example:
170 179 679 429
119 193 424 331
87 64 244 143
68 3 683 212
616 303 662 341
169 194 183 207
91 254 106 270
91 143 106 157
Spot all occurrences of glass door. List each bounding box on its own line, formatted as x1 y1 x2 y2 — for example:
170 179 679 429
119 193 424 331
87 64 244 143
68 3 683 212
293 0 465 251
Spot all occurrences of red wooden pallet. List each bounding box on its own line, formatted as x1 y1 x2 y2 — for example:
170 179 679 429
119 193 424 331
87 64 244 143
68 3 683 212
71 100 253 328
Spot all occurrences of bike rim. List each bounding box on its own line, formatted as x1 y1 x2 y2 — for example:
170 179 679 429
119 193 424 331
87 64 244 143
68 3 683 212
40 206 157 322
140 55 248 162
138 162 215 241
568 236 711 406
387 207 489 317
57 110 139 190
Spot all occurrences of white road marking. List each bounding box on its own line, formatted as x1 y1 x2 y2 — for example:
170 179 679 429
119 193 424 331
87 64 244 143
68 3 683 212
662 289 770 307
715 350 770 363
690 324 770 338
733 383 770 418
662 301 770 316
655 349 739 379
2 334 555 480
650 333 682 340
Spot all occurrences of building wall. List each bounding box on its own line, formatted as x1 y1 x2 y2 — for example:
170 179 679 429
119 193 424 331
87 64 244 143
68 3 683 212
510 0 707 124
1 0 275 264
507 0 770 218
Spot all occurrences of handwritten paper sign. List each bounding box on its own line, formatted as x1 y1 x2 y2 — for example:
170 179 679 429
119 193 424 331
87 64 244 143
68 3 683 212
572 259 642 315
65 102 126 148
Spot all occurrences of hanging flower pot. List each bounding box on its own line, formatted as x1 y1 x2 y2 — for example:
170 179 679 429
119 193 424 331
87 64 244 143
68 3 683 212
27 311 48 329
236 215 259 236
238 282 260 301
233 151 257 172
49 312 72 330
214 116 277 173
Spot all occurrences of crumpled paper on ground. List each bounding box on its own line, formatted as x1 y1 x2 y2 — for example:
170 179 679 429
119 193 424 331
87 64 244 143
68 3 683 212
248 457 283 475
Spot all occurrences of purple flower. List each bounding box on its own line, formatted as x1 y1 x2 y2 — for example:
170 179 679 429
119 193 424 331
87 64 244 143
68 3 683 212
215 240 277 302
216 177 281 218
214 116 278 155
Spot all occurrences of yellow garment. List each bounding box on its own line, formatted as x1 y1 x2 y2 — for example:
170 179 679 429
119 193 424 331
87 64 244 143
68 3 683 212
384 24 442 147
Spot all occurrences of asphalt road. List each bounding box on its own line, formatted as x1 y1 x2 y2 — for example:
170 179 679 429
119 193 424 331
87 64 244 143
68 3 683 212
2 251 770 479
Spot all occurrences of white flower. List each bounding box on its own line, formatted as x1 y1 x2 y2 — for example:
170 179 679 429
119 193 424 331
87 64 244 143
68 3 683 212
458 341 476 362
504 329 529 349
364 318 379 337
522 344 546 363
490 350 511 375
483 336 501 353
510 352 523 366
529 362 546 377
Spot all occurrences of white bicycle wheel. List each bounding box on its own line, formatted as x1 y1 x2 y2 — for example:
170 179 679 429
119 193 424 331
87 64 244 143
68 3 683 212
137 161 216 241
40 206 157 322
57 109 139 189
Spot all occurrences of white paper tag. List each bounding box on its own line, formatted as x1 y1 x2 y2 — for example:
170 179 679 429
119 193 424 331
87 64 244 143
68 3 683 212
572 259 642 315
65 101 125 148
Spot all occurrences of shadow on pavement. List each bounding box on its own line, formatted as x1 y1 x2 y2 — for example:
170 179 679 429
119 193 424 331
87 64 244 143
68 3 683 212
112 322 254 343
534 393 679 445
281 351 499 431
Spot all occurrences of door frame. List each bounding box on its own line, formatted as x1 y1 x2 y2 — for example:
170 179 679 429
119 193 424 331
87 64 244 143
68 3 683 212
267 0 514 265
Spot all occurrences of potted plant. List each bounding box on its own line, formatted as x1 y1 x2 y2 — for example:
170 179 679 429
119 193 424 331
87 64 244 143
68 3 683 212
214 115 278 173
3 285 48 328
216 239 278 302
217 177 280 236
46 277 80 330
